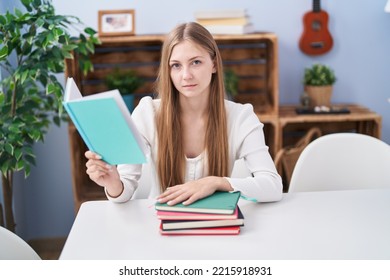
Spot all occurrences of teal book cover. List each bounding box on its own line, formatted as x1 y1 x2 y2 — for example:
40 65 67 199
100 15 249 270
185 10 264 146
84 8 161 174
155 191 241 214
63 78 147 165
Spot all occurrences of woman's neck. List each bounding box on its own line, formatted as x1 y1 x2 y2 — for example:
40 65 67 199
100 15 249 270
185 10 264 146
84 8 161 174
179 95 209 119
179 96 209 158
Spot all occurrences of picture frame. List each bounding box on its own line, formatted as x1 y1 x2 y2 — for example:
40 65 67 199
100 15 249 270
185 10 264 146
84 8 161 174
98 9 135 36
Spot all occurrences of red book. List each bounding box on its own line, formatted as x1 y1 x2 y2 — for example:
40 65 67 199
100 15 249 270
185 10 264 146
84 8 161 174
159 223 241 235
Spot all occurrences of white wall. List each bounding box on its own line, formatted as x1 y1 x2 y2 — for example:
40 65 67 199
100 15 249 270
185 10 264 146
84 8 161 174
2 0 390 240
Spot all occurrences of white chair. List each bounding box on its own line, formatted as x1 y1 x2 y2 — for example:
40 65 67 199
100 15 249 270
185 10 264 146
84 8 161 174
289 133 390 192
0 226 41 260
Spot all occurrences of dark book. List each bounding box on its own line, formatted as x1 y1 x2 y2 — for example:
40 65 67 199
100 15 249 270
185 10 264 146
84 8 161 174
157 207 239 221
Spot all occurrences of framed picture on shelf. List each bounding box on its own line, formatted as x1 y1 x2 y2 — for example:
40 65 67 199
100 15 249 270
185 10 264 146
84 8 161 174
98 9 135 36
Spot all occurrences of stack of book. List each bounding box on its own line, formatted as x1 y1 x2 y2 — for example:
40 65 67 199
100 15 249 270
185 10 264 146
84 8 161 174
194 9 254 35
155 191 244 235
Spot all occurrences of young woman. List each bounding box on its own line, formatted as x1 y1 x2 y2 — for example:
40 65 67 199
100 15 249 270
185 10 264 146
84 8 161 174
85 22 283 205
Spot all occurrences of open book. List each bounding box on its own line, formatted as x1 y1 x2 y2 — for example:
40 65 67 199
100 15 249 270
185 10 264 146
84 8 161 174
63 77 147 165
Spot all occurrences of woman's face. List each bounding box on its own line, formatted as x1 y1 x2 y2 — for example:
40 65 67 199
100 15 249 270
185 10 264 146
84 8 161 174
169 40 216 100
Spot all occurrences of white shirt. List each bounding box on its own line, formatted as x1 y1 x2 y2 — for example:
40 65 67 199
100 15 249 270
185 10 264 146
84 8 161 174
106 97 283 203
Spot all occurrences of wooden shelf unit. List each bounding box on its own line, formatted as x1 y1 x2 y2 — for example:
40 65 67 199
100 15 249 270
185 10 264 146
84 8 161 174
278 104 382 151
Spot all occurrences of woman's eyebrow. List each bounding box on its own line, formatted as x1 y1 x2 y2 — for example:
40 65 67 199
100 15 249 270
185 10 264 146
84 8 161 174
170 55 204 63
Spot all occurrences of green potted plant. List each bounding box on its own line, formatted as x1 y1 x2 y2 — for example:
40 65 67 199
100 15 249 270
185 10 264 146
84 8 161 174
224 68 239 100
303 63 336 107
105 68 144 112
0 0 99 232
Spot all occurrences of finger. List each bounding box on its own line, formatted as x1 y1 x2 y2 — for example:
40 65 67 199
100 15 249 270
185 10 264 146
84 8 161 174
86 166 107 176
85 150 102 160
86 159 112 172
182 193 202 205
157 186 179 199
166 191 192 206
86 162 113 175
157 191 179 203
87 169 107 182
182 187 215 205
157 188 185 204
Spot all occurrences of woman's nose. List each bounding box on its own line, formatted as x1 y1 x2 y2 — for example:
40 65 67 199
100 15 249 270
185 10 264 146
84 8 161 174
182 67 193 80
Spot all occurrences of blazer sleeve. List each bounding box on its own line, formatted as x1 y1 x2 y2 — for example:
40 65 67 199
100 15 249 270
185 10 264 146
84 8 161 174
225 102 283 202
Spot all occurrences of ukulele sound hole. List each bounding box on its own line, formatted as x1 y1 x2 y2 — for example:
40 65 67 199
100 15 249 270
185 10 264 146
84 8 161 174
310 42 324 48
312 20 322 31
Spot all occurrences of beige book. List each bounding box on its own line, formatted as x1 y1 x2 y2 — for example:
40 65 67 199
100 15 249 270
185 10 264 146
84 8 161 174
197 17 249 26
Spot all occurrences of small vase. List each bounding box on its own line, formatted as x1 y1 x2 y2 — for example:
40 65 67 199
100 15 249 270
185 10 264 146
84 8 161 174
305 85 333 107
122 94 135 112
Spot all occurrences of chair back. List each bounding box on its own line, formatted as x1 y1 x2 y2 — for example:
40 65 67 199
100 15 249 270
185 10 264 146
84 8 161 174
0 226 41 260
0 203 4 227
289 133 390 192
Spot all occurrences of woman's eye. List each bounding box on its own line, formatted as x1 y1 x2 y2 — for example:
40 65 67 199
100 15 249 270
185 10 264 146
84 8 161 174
192 60 201 65
170 63 180 69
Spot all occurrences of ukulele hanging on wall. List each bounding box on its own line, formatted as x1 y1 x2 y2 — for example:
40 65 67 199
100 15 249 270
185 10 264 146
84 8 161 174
299 0 333 56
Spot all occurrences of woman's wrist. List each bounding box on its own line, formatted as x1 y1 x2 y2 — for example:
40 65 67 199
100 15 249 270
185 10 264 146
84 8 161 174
106 182 124 198
216 176 233 192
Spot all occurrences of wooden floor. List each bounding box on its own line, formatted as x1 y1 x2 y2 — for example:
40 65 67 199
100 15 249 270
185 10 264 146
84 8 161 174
28 237 67 260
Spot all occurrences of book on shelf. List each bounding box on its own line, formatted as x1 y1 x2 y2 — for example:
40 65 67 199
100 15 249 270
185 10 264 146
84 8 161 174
156 207 239 221
160 207 244 230
194 9 247 19
197 17 250 26
63 77 147 165
159 224 241 235
155 191 241 215
203 24 254 35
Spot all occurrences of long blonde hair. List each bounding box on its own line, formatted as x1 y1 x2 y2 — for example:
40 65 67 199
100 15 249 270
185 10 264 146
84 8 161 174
156 22 228 192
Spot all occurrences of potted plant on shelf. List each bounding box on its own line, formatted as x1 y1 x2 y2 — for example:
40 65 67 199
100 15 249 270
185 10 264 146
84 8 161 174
303 63 336 108
224 68 239 100
105 68 144 112
0 0 99 232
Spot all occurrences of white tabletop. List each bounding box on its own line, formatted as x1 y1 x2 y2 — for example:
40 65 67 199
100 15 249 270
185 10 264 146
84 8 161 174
60 188 390 260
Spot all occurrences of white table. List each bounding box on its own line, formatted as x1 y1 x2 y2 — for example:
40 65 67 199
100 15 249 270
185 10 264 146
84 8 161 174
60 188 390 260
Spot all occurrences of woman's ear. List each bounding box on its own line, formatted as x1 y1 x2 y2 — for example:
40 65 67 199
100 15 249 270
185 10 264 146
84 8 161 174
212 58 217 73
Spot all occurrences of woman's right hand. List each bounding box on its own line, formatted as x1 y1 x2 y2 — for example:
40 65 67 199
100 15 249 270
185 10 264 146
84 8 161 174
85 151 123 197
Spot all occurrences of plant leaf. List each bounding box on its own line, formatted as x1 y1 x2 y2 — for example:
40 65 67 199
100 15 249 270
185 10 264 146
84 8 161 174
0 46 8 60
5 143 14 155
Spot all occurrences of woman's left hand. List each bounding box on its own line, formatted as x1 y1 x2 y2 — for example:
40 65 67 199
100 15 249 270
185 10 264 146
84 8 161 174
157 176 233 206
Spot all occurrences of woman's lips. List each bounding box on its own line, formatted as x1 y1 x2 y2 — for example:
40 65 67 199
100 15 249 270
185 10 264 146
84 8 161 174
183 84 196 89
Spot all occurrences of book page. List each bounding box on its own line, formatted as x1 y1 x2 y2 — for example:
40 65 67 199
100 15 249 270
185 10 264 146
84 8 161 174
64 78 82 101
